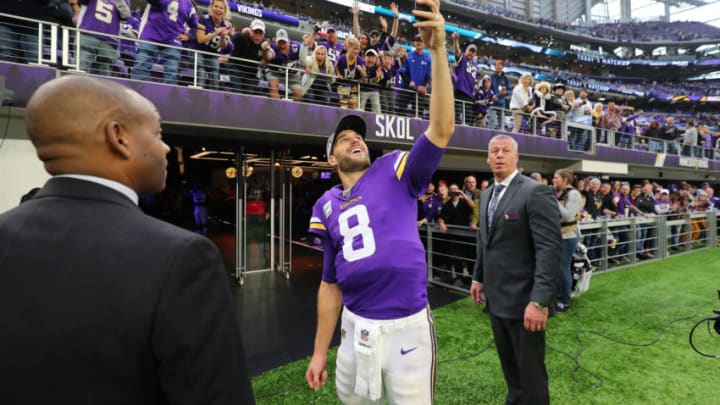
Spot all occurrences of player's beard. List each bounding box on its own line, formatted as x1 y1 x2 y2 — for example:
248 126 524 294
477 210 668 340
337 154 370 173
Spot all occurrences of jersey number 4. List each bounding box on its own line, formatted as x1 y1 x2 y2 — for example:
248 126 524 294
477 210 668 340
337 205 376 262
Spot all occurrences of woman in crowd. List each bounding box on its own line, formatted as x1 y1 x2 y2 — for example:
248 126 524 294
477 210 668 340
529 81 554 129
553 168 583 313
509 73 534 133
592 102 604 127
300 40 335 106
643 120 664 152
417 182 440 227
196 0 233 89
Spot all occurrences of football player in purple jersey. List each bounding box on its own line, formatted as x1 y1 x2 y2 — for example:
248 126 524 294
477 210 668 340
131 0 198 85
304 1 454 403
75 0 130 77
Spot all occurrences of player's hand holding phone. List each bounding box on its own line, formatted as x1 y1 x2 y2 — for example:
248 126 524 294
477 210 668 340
413 0 445 50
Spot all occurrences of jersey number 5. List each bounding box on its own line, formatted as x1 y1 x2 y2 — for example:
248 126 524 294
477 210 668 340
337 205 376 262
94 1 115 24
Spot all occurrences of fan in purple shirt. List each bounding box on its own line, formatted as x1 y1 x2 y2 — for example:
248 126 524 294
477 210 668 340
131 0 198 85
317 26 344 66
118 12 140 76
451 31 477 125
76 0 130 77
378 50 397 113
266 28 303 101
196 0 233 90
474 75 495 128
305 2 454 402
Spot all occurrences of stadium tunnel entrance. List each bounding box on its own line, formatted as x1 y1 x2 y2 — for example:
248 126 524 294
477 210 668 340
156 134 341 286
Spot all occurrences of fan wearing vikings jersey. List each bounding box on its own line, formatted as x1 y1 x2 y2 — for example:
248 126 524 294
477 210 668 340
131 0 198 85
266 28 303 101
317 26 344 66
196 0 233 90
304 1 454 404
76 0 130 77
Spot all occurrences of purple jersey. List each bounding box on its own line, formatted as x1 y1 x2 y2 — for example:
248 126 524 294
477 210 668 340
139 0 198 47
318 41 343 65
336 54 366 80
474 84 494 115
453 53 477 98
118 15 139 57
77 0 129 47
269 41 301 68
197 14 233 54
309 134 444 319
378 64 394 88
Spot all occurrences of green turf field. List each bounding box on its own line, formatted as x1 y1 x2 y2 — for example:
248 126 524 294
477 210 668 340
252 249 719 404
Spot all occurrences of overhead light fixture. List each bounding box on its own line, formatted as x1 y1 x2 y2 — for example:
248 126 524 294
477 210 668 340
190 150 235 160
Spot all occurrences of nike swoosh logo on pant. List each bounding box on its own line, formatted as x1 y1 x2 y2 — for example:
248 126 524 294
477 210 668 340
400 347 417 355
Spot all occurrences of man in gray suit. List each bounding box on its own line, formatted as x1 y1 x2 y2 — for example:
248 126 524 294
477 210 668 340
470 134 561 405
0 76 255 404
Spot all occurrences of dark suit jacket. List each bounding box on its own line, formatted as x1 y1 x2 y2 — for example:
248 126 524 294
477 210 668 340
473 174 561 319
0 177 255 405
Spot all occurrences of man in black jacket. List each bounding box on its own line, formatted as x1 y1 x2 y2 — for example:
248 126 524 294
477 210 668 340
0 75 255 405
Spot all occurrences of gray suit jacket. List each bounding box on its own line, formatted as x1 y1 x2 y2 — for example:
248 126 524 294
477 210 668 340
473 174 561 319
0 177 255 404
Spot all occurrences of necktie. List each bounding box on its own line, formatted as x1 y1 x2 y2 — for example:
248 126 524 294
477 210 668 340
487 184 506 229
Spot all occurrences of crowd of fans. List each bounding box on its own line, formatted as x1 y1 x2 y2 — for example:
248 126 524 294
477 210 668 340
1 0 720 156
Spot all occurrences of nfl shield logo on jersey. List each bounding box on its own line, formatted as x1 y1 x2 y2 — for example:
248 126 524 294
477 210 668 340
360 329 369 342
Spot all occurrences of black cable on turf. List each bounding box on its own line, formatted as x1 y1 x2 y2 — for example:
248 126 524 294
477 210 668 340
547 343 605 388
438 338 495 364
688 316 720 358
254 380 308 400
549 298 717 388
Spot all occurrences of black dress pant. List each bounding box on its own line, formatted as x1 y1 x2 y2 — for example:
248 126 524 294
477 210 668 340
489 314 549 405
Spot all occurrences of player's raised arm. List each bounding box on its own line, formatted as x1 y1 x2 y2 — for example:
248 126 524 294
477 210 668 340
414 0 454 148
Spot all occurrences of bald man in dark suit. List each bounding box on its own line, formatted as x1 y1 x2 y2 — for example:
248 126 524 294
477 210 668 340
0 76 255 404
471 134 561 405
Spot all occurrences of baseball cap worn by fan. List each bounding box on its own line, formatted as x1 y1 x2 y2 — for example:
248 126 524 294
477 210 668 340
250 19 265 33
276 28 289 42
327 115 367 157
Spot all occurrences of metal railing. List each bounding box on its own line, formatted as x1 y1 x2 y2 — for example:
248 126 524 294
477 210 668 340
420 211 719 294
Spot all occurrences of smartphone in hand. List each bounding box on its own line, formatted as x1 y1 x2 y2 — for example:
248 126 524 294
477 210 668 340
414 0 433 21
